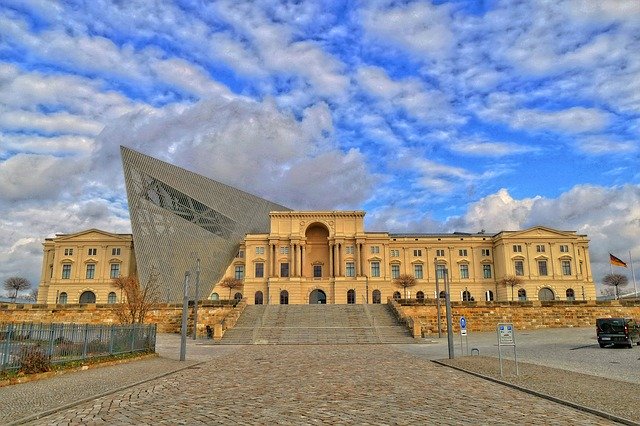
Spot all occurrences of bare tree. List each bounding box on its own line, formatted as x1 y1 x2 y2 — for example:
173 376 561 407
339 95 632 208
3 276 30 300
113 272 160 324
219 277 243 300
602 273 629 300
393 274 417 299
28 288 39 302
499 275 522 301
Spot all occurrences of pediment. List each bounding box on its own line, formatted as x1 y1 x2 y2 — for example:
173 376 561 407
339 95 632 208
55 229 131 242
502 226 577 240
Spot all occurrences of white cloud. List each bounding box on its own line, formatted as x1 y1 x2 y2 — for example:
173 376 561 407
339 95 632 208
577 136 638 155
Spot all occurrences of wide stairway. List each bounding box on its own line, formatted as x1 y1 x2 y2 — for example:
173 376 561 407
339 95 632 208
218 304 417 345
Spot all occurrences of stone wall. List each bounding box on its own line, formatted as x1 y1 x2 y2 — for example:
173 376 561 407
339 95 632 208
397 300 640 336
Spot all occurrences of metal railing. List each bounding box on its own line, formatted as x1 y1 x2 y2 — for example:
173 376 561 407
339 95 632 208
0 322 156 371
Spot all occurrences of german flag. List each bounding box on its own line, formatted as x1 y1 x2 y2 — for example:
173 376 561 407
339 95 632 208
609 253 627 267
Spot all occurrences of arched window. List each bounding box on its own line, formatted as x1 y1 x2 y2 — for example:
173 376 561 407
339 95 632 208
280 290 289 305
393 291 401 300
439 291 446 299
485 290 494 301
209 292 219 301
58 292 68 304
416 291 425 302
255 291 264 305
566 288 575 301
347 289 356 304
517 288 527 301
79 291 96 304
233 292 243 300
108 292 117 304
462 290 471 302
538 287 555 301
372 289 381 304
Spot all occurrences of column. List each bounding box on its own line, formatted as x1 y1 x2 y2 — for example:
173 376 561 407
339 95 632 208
297 245 302 277
291 242 295 277
300 245 305 277
337 243 342 277
356 243 361 276
329 243 334 278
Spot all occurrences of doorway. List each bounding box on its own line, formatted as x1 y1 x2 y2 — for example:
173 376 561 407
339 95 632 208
280 290 289 305
309 289 327 304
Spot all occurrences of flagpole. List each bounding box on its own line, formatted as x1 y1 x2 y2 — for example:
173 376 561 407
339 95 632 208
630 251 638 298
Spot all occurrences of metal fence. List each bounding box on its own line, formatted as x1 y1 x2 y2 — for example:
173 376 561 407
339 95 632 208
0 322 156 371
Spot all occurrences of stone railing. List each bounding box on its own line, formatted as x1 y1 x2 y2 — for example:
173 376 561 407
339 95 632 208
212 298 247 340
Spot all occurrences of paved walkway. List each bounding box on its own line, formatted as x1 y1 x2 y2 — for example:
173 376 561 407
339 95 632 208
3 335 616 425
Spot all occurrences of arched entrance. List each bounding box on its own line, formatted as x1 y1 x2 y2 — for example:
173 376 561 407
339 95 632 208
309 289 326 304
538 287 555 301
347 289 356 304
255 291 263 305
280 290 289 305
305 224 330 278
79 291 96 304
372 289 381 304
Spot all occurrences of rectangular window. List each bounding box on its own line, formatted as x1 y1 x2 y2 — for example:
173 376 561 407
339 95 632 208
536 245 545 253
436 249 445 257
459 264 469 279
234 265 244 279
538 260 548 276
313 265 322 278
280 263 289 277
371 246 380 254
413 249 422 257
459 249 467 257
346 246 354 254
64 248 73 256
390 249 399 257
111 248 121 256
482 249 490 256
86 263 95 279
255 247 265 255
110 263 120 278
414 264 423 279
371 261 380 277
88 248 97 256
513 245 522 253
560 245 569 253
62 264 71 279
279 246 289 255
514 260 524 276
483 264 492 278
236 250 244 258
255 263 264 278
562 260 571 276
436 264 446 279
346 262 355 277
391 264 400 279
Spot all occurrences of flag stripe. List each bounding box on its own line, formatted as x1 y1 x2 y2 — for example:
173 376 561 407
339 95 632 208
609 253 627 267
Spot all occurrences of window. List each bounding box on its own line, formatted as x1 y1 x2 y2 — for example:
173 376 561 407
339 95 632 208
390 249 400 257
538 260 548 276
416 291 425 302
255 291 264 305
459 264 469 279
58 292 68 304
347 289 356 304
313 265 322 278
79 291 96 304
64 248 73 256
236 250 244 258
560 245 569 253
514 260 524 276
413 249 422 257
346 262 355 277
279 246 289 255
566 288 575 301
371 261 380 277
108 292 117 304
436 249 445 257
234 292 243 300
462 290 471 302
346 246 354 254
513 245 522 253
536 245 545 253
62 264 71 279
483 264 492 279
110 263 120 278
485 290 494 301
111 248 121 256
459 249 467 257
371 246 380 254
393 291 401 300
255 246 265 255
235 265 245 279
436 264 446 279
561 260 571 276
280 263 289 277
88 248 97 256
518 288 527 301
482 249 491 256
391 264 400 279
86 263 95 279
255 263 264 278
414 264 423 279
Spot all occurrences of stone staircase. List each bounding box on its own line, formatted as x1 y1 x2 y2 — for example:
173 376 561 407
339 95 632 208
218 304 417 345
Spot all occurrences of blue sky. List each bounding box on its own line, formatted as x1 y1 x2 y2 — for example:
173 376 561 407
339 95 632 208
1 0 639 294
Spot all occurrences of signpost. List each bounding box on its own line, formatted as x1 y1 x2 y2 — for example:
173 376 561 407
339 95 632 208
459 316 468 355
497 323 519 377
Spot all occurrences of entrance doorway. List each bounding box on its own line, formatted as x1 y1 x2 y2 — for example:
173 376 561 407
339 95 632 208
538 287 555 301
372 289 381 304
280 290 289 305
309 289 327 304
255 291 263 305
347 289 356 304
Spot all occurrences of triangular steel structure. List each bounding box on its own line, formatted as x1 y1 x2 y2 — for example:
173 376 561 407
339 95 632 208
121 146 290 302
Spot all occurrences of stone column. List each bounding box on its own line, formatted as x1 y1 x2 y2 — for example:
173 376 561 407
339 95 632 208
329 243 334 278
356 243 361 277
300 244 305 277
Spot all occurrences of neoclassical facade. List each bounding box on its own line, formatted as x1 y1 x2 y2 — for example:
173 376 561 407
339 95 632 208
37 229 136 305
212 211 595 304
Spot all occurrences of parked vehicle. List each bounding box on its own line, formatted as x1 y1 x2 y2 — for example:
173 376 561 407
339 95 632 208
596 318 640 348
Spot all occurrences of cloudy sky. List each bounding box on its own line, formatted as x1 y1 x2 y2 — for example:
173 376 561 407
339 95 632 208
1 0 639 295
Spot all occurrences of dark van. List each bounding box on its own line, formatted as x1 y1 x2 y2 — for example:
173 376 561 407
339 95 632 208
596 318 640 348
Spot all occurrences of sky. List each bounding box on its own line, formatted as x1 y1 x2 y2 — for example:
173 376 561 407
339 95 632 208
1 0 639 295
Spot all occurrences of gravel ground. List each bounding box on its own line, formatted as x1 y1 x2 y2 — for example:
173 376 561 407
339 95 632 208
439 356 640 424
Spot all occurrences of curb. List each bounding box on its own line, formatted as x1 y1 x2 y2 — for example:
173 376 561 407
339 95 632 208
431 360 639 426
8 359 204 425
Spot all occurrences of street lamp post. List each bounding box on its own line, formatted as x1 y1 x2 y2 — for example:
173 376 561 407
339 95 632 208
434 257 442 338
444 268 454 359
192 258 200 340
180 271 190 362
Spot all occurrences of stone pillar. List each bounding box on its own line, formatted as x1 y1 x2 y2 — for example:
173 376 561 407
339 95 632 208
356 243 361 277
301 245 305 277
329 243 334 278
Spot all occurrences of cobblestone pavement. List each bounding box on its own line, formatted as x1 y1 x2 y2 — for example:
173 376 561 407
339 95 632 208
27 344 615 425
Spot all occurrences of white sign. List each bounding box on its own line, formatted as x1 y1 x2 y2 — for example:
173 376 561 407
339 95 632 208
497 323 515 346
